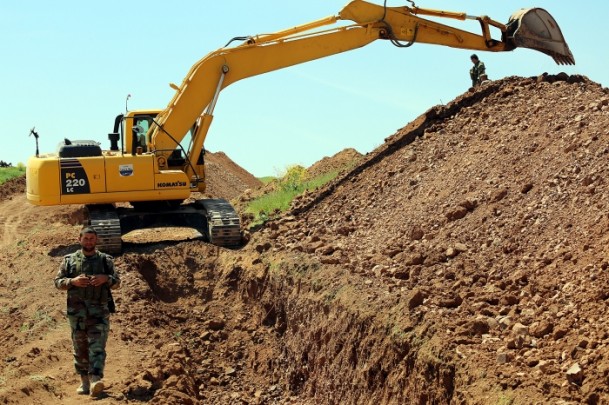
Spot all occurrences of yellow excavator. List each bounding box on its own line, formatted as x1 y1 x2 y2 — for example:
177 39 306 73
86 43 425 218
26 0 574 254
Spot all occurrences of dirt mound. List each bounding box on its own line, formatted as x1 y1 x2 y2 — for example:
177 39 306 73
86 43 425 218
204 150 262 200
265 73 609 403
0 175 25 200
305 148 363 179
2 74 609 404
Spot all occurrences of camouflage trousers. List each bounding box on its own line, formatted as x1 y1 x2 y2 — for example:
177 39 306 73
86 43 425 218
68 312 109 378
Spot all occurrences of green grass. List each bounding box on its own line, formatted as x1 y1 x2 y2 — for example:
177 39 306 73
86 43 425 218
33 308 54 325
0 165 25 185
19 322 32 333
497 394 514 405
246 189 299 223
245 167 343 227
257 176 276 185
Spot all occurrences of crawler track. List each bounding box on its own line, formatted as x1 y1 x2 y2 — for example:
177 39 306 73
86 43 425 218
86 204 122 255
198 199 241 247
86 198 241 254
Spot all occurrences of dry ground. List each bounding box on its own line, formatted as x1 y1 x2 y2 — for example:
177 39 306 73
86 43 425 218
1 74 609 404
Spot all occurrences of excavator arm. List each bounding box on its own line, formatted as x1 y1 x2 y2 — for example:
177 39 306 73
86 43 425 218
25 0 574 253
147 0 574 186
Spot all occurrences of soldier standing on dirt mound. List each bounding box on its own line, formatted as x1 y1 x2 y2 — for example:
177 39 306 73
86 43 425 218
54 226 121 397
469 53 487 87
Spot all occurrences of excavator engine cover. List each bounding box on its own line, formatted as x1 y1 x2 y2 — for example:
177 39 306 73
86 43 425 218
507 8 574 65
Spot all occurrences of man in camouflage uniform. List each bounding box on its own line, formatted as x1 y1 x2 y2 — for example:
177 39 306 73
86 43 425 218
469 54 487 87
54 226 120 397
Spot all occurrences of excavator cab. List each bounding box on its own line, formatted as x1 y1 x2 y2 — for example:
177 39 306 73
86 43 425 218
506 8 574 65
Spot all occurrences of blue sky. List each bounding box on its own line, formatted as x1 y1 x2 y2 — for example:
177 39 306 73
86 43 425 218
1 1 605 177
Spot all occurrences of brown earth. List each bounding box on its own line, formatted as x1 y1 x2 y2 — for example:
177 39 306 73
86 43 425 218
1 73 609 405
202 151 263 200
0 175 25 201
304 148 363 180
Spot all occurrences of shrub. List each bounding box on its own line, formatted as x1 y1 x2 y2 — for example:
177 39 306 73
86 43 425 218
245 165 341 228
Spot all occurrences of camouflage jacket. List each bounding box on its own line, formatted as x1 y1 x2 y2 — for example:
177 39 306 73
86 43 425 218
470 61 486 84
54 250 120 308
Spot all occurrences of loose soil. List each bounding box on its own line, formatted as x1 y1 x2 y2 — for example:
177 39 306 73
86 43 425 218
202 151 262 201
304 148 363 180
1 73 608 405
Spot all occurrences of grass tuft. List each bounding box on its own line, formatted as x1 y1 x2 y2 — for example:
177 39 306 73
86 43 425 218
245 165 344 227
0 165 26 185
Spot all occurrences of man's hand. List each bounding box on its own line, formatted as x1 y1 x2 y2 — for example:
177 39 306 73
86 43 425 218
70 274 90 288
89 274 109 287
70 274 109 287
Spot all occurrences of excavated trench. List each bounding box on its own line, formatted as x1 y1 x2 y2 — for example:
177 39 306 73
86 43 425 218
241 255 458 405
122 245 460 404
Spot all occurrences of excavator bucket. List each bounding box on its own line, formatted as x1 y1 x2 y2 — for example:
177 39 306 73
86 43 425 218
507 8 575 65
